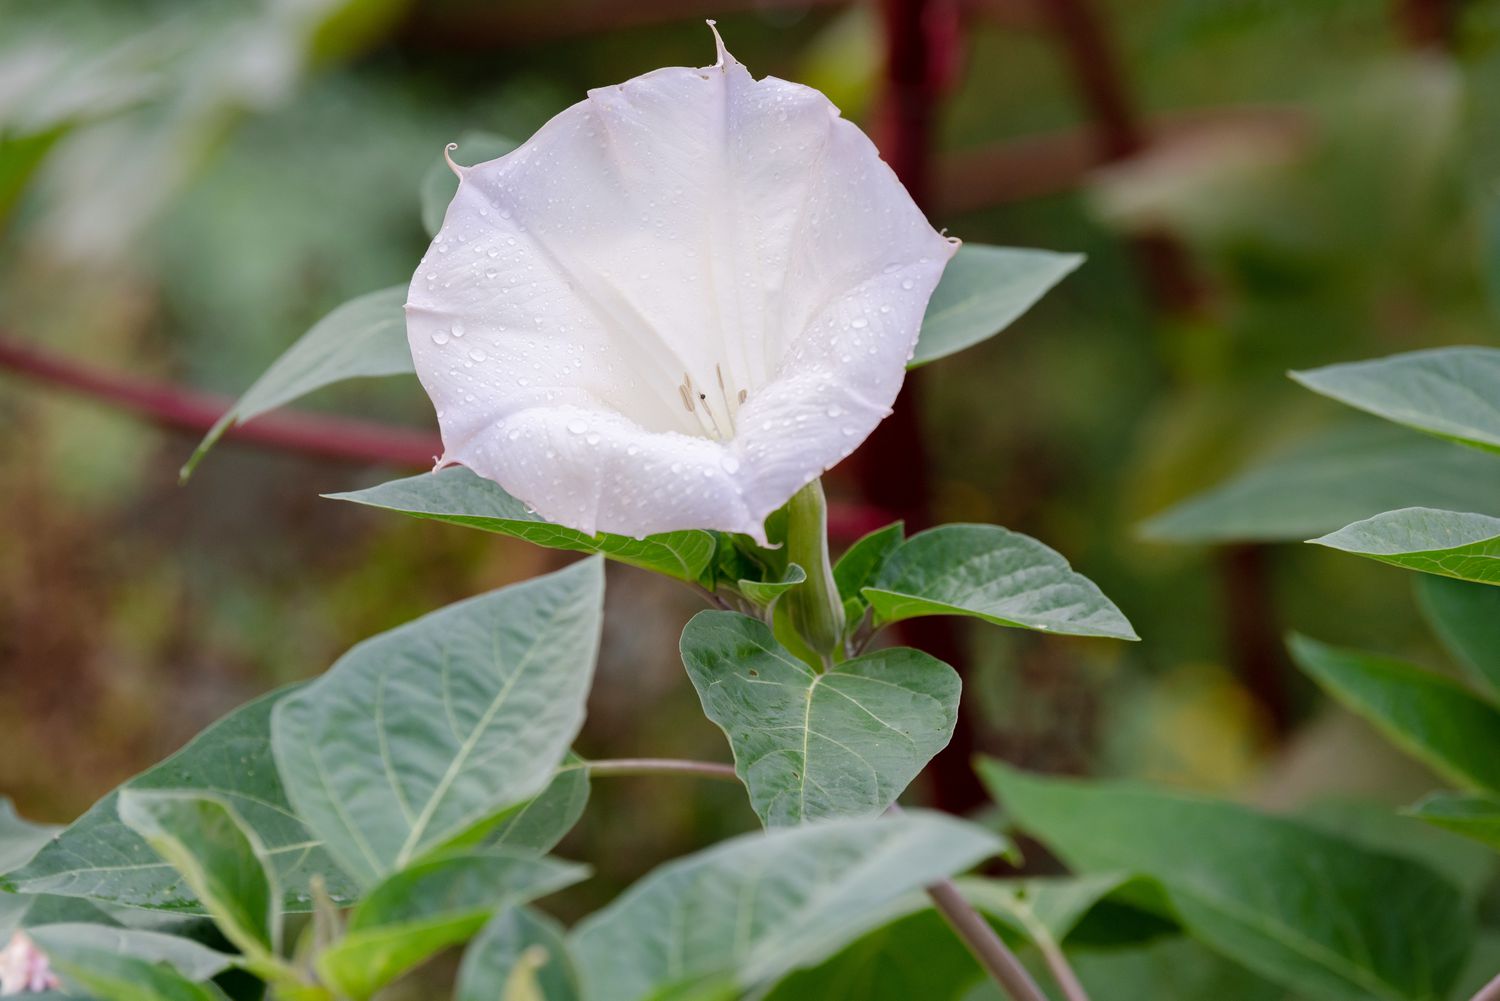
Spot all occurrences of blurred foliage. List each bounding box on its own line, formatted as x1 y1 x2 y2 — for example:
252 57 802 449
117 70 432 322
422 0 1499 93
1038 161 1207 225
4 0 1500 978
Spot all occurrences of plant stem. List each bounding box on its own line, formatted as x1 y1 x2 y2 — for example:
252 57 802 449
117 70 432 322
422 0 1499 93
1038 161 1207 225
1035 934 1092 1001
925 879 1051 1001
573 758 740 781
1472 970 1500 1001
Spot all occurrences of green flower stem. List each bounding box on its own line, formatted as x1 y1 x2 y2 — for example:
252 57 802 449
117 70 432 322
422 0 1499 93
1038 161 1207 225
925 878 1052 1001
783 479 846 664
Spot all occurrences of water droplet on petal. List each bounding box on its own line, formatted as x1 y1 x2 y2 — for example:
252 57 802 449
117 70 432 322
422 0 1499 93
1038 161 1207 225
567 419 588 434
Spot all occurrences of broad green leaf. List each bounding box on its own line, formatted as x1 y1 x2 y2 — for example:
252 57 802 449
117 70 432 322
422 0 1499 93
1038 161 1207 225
681 611 959 825
116 791 279 962
1291 347 1500 454
569 812 1002 1001
0 799 58 873
2 687 354 912
483 758 590 856
46 947 232 1001
1141 423 1500 543
978 760 1474 1001
327 467 718 585
957 873 1132 947
182 286 411 478
318 850 584 999
457 907 580 1001
1311 507 1500 584
1416 574 1500 696
27 923 233 981
833 522 903 605
736 564 806 606
1406 793 1500 852
909 245 1081 367
273 559 604 885
1288 634 1500 794
421 131 519 238
864 524 1137 640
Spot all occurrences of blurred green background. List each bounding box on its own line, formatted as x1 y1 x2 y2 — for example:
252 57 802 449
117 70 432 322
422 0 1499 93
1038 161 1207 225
3 0 1498 945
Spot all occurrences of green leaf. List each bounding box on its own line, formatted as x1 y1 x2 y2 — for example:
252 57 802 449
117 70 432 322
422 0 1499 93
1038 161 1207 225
2 687 355 913
958 873 1132 947
272 559 604 886
909 245 1081 367
1288 634 1500 794
181 285 411 478
421 131 518 238
863 524 1137 640
27 923 233 982
1141 423 1500 543
736 564 807 606
0 799 59 873
1416 574 1500 696
327 467 719 585
570 812 1001 1001
317 850 586 1000
116 791 279 964
45 948 232 1001
1406 793 1500 852
1311 507 1500 584
1064 937 1285 1001
482 758 590 856
978 760 1474 1001
681 611 959 826
457 907 580 1001
1291 347 1500 454
833 522 903 605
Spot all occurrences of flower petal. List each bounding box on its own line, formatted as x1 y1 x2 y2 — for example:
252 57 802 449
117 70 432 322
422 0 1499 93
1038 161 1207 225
408 29 956 538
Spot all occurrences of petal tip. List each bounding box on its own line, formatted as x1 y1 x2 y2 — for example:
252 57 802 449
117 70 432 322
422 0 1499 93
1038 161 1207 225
442 142 466 179
706 19 733 69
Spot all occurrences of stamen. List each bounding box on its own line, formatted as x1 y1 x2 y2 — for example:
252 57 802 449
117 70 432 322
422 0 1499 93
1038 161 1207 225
738 389 747 404
679 384 695 412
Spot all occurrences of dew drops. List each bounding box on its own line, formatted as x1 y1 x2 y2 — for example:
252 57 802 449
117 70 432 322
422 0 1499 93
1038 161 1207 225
431 329 450 345
721 455 741 473
468 348 487 362
850 317 868 329
451 321 466 338
567 419 588 435
900 279 915 290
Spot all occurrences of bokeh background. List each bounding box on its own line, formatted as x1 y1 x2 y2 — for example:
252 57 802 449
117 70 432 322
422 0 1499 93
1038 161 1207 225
3 0 1497 955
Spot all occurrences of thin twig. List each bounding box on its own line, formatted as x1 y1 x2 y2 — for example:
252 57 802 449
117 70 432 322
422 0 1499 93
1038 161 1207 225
1472 970 1500 1001
1035 932 1091 1001
569 758 740 781
925 879 1051 1001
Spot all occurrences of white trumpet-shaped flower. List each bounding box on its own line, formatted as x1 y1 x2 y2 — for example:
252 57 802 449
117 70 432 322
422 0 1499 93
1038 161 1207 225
408 26 957 541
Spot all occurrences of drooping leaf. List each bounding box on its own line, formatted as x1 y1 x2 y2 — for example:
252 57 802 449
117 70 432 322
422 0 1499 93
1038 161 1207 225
1141 423 1500 543
833 521 903 605
182 285 412 478
909 245 1082 367
27 923 233 982
116 792 279 963
316 850 586 1000
1288 635 1500 794
681 611 959 826
457 907 580 1001
327 467 719 585
421 131 519 238
978 760 1474 1001
1406 793 1500 853
1415 574 1500 696
863 524 1137 640
569 812 1002 1001
2 687 354 912
1310 507 1500 585
272 559 604 886
1291 347 1500 454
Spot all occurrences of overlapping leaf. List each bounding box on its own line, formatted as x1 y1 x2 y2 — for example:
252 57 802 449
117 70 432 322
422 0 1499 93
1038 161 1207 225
864 524 1137 640
681 611 959 825
272 559 604 885
1311 507 1500 584
979 761 1473 1001
1417 575 1500 696
569 812 1002 1001
457 907 580 1001
1407 794 1500 853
